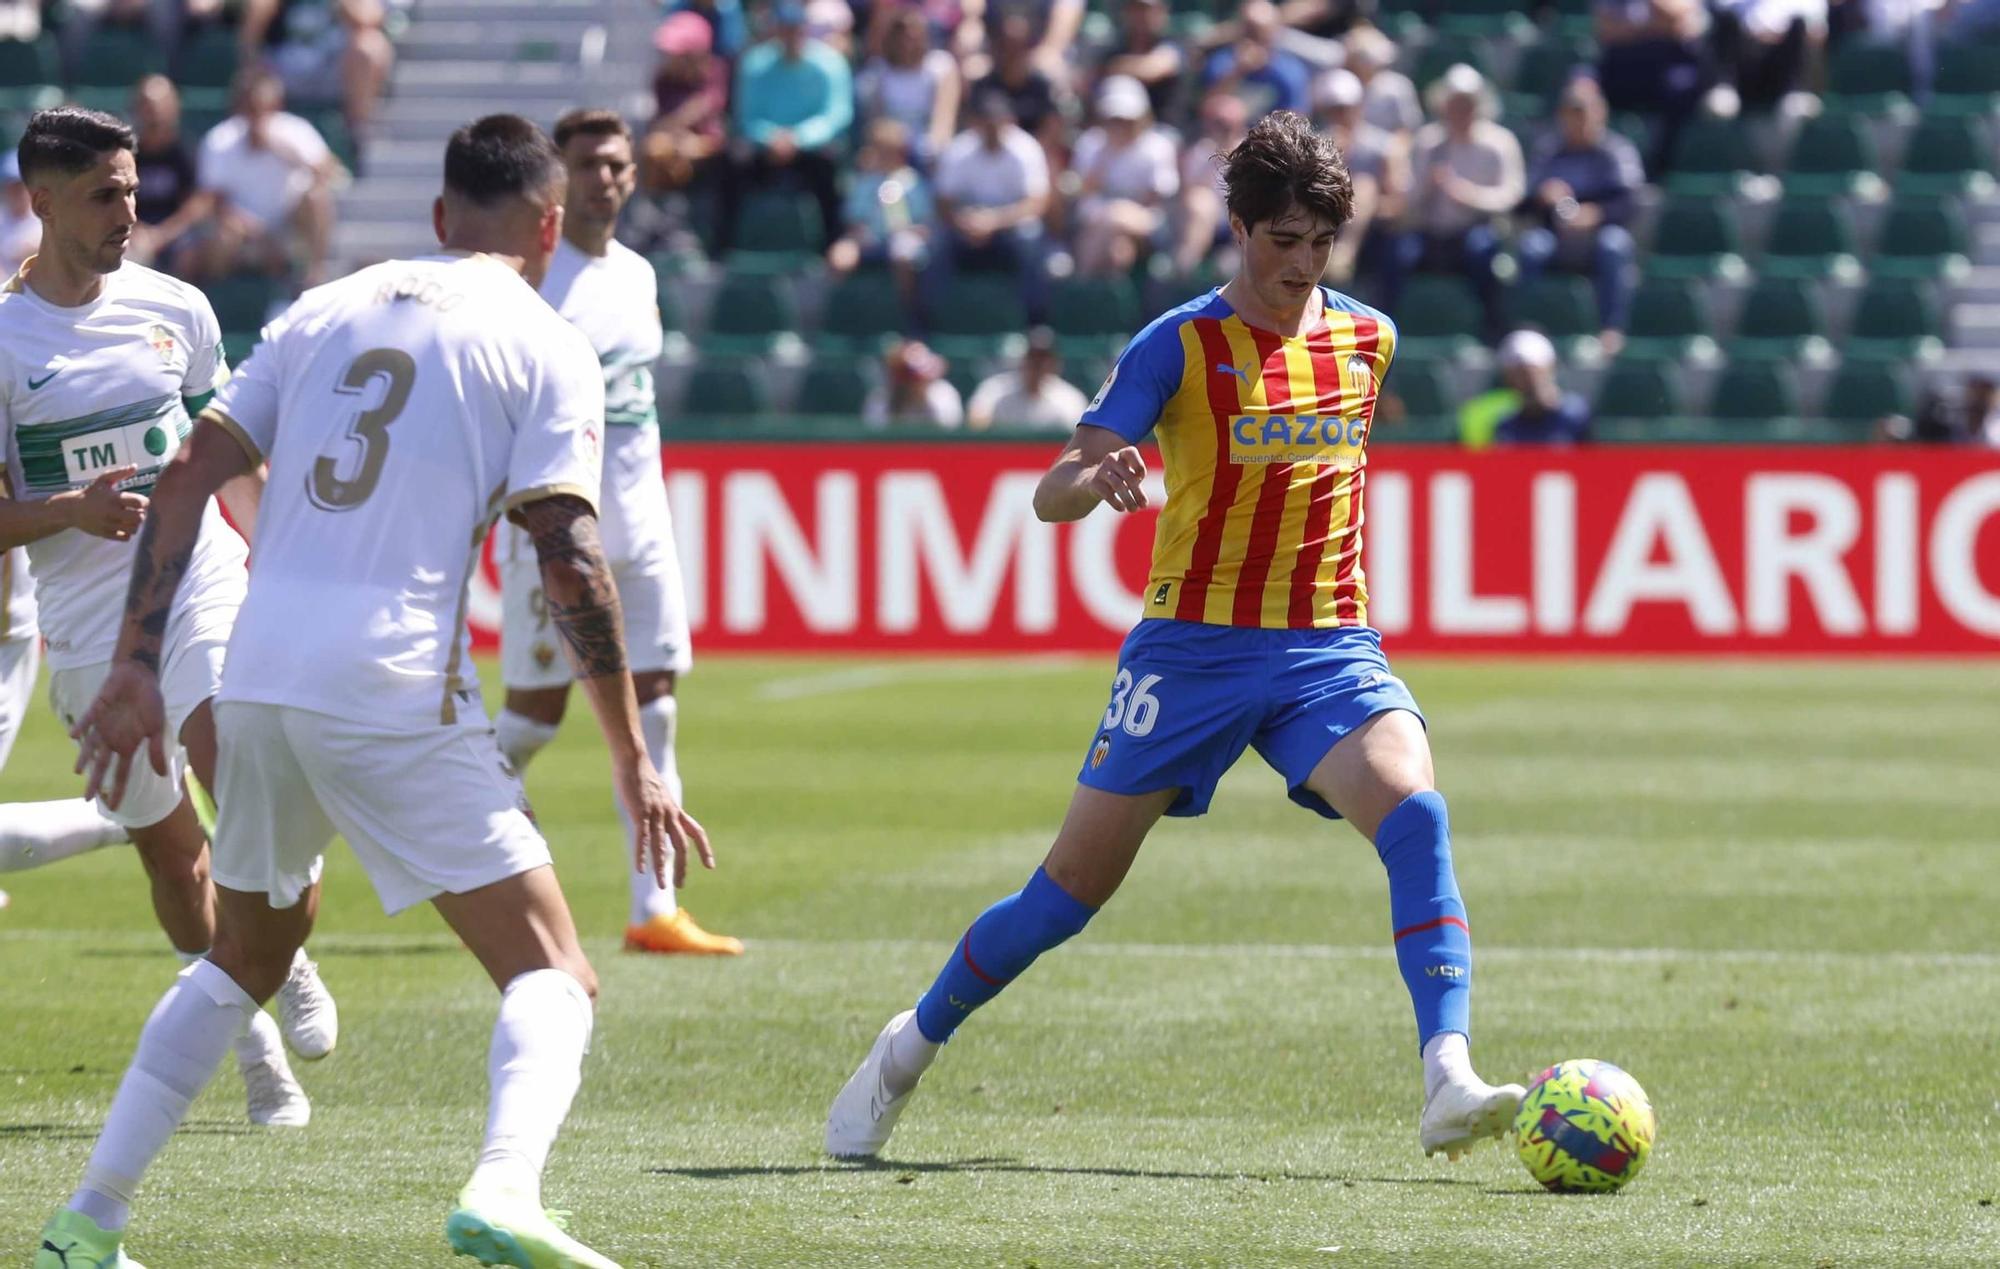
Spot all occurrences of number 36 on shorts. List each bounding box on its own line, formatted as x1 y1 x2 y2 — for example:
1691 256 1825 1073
1101 668 1162 737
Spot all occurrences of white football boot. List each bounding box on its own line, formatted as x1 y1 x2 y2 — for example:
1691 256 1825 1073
275 947 339 1060
825 1009 933 1158
1420 1076 1526 1161
239 1010 311 1127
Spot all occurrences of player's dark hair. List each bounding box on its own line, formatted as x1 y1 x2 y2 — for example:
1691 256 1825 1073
1221 110 1353 235
444 114 564 208
16 107 134 184
552 108 629 149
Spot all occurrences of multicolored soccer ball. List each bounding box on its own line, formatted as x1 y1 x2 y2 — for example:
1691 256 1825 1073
1512 1059 1657 1192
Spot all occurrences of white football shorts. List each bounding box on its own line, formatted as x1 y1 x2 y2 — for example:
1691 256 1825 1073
49 634 227 830
498 549 692 690
0 634 36 770
209 702 553 914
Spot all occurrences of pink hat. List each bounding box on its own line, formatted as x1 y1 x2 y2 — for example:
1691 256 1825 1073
654 12 713 56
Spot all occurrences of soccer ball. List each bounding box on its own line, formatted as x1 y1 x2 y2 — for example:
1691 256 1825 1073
1512 1058 1657 1193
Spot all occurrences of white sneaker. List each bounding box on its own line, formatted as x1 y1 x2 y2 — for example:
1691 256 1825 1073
275 948 338 1060
825 1009 928 1158
240 1013 311 1127
1420 1077 1525 1161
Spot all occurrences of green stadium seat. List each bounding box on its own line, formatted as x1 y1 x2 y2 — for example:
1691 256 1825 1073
1645 196 1746 279
792 359 876 416
221 329 259 369
680 360 772 418
703 272 798 355
70 25 165 88
1047 275 1140 342
815 269 908 350
1393 275 1482 356
1819 360 1912 423
1507 275 1597 342
173 24 239 89
1383 358 1454 425
1594 357 1686 421
1509 35 1596 103
651 273 685 333
733 192 821 255
1930 41 2000 115
1842 276 1942 361
0 35 58 88
1870 196 1971 278
1410 38 1494 94
1706 360 1801 422
1730 277 1827 360
1758 198 1859 278
310 110 356 171
0 83 60 119
1663 116 1758 196
1781 115 1881 196
1822 39 1912 115
1622 277 1711 359
201 273 282 332
1433 0 1533 37
1896 115 1994 196
931 274 1026 338
65 85 129 116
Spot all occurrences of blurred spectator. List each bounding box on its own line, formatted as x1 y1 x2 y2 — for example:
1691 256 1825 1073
1517 76 1643 351
1943 0 2000 38
642 12 729 193
1385 65 1522 334
805 0 856 58
1312 67 1406 287
966 327 1090 429
0 0 41 41
856 8 962 165
1171 89 1248 275
864 338 964 427
827 117 932 308
1493 330 1592 444
192 66 340 285
0 154 37 280
983 0 1088 76
128 76 216 275
240 0 395 133
665 0 750 60
1097 0 1184 121
866 0 982 62
929 90 1052 322
1594 0 1713 176
59 0 193 86
1203 0 1311 117
1344 25 1422 137
1711 0 1825 110
1883 376 2000 444
1069 75 1178 277
721 1 854 252
974 13 1065 144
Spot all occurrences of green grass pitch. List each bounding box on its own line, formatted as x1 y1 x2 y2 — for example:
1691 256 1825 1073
3 655 1999 1267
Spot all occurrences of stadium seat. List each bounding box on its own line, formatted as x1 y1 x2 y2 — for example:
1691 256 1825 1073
201 273 282 332
221 329 259 369
173 24 239 89
1819 360 1912 423
1706 360 1801 422
1594 357 1686 421
1383 357 1454 424
1842 276 1942 361
815 269 909 350
930 274 1027 338
311 111 357 171
1410 37 1494 93
1870 196 1971 278
651 273 685 333
1506 275 1597 343
1644 196 1746 279
1392 275 1482 356
1895 115 1994 196
1047 275 1140 342
1730 277 1828 361
1621 276 1712 359
704 271 798 355
733 192 821 255
1930 41 2000 115
1510 35 1596 104
1433 0 1533 36
680 360 772 418
1757 198 1859 278
792 359 877 416
1822 39 1912 115
0 35 58 90
70 25 165 88
1663 115 1757 196
1780 115 1881 197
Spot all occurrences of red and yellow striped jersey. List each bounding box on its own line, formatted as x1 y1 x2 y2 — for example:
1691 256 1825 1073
1080 286 1397 629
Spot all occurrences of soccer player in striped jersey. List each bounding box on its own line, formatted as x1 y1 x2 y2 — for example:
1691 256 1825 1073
827 111 1524 1163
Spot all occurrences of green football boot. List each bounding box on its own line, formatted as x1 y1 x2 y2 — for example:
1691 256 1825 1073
34 1209 144 1269
446 1185 622 1268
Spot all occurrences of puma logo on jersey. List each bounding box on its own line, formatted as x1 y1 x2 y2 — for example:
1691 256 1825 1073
1214 363 1251 385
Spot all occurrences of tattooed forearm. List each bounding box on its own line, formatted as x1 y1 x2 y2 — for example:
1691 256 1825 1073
519 494 628 680
121 515 193 673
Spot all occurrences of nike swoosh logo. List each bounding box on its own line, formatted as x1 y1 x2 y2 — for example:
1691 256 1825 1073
27 370 60 389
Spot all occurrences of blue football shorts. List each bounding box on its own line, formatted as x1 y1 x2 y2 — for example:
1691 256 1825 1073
1075 619 1423 820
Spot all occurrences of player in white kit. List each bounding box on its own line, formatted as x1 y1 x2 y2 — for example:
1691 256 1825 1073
0 110 332 1130
40 115 710 1269
0 541 127 905
492 108 740 957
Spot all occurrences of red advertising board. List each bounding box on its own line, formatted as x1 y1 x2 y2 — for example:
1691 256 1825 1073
468 444 2000 655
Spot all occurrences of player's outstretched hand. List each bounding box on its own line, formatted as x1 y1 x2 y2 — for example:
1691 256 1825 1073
615 759 714 890
66 465 148 542
1089 446 1149 513
70 661 169 810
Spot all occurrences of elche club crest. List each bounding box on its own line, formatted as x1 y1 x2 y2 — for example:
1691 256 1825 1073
147 324 179 365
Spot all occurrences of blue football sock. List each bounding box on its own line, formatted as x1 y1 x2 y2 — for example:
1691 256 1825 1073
913 866 1097 1044
1375 791 1473 1050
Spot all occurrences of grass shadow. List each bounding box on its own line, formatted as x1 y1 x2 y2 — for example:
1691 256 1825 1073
649 1158 1476 1187
0 1122 253 1141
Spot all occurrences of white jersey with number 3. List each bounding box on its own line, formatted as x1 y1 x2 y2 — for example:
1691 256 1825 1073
210 252 605 726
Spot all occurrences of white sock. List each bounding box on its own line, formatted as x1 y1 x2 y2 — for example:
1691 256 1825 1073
623 696 679 925
0 799 126 872
882 1012 939 1099
468 968 593 1208
495 710 560 774
169 949 279 1073
70 960 255 1231
1422 1030 1474 1098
